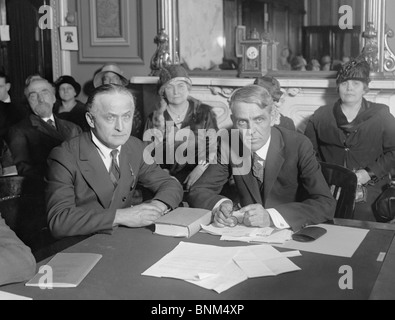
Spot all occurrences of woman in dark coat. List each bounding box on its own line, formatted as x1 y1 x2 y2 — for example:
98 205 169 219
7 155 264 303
305 57 395 222
145 65 218 192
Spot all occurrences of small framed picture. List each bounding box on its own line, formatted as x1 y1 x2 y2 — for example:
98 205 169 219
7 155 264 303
235 25 246 58
59 26 79 51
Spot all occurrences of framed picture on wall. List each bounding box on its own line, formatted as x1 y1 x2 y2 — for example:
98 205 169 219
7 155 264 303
59 26 79 51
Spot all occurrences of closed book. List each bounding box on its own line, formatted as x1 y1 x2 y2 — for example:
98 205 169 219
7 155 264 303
25 253 102 288
154 208 212 238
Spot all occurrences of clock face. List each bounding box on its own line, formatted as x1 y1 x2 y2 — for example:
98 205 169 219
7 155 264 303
246 46 259 60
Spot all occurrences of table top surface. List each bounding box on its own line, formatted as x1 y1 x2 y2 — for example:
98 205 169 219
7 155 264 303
2 219 395 300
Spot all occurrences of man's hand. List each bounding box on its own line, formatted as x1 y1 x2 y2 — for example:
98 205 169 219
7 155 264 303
390 218 395 225
213 200 236 228
241 204 272 228
355 170 371 185
114 203 164 228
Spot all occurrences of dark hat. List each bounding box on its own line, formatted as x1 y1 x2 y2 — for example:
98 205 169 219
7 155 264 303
55 75 81 96
254 76 283 102
336 56 371 85
158 65 192 96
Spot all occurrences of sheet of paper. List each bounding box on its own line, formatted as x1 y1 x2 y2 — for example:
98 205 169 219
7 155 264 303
275 224 369 258
221 229 293 244
201 224 274 238
142 242 241 281
0 291 32 301
186 261 248 294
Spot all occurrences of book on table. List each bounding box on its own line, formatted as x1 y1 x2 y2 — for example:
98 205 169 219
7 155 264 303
25 253 102 288
154 207 212 238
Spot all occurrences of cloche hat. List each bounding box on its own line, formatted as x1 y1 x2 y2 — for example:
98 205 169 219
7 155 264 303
158 65 192 97
93 63 129 88
336 56 371 85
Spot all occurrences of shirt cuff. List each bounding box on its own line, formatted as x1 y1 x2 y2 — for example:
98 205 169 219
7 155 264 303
267 209 290 229
213 198 232 211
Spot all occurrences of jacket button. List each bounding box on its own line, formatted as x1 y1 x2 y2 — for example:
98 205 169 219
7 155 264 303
122 197 127 202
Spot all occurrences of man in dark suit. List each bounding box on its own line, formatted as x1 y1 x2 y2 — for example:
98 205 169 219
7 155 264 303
0 73 29 141
46 84 183 239
187 85 335 232
6 79 81 178
0 215 36 287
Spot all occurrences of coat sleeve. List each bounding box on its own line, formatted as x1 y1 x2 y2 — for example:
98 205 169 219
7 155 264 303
366 110 395 179
273 138 336 231
0 217 36 286
304 115 322 161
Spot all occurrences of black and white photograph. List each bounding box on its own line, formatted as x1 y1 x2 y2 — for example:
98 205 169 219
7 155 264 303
1 0 395 304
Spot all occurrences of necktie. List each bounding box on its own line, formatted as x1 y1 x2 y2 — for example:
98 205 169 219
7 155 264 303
47 119 56 129
252 152 265 185
110 149 121 188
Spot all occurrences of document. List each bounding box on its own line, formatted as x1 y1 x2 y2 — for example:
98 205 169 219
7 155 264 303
142 242 301 294
26 253 102 288
275 224 369 258
201 224 293 244
0 291 32 301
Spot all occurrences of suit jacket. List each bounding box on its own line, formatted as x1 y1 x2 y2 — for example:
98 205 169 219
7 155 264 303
0 101 28 140
46 132 184 239
0 216 36 286
187 127 336 231
7 114 81 178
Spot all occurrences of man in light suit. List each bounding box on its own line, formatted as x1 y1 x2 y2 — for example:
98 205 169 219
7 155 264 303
7 79 81 178
46 84 183 239
187 85 335 232
0 215 36 287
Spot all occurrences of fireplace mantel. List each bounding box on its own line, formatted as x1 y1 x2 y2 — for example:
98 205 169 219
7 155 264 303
131 76 395 133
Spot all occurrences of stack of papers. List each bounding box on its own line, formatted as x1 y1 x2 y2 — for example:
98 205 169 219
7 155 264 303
142 242 301 294
202 224 293 244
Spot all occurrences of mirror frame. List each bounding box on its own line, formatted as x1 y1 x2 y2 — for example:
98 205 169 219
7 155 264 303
158 0 395 78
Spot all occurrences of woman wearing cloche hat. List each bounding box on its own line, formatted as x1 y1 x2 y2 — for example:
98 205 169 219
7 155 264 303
305 56 395 222
54 75 89 131
144 64 219 192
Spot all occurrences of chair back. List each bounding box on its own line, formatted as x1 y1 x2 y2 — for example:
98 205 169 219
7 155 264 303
319 162 358 219
0 176 53 254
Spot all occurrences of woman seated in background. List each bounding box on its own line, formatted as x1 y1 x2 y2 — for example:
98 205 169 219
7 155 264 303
144 64 218 192
54 76 89 131
0 215 36 287
254 76 296 131
305 56 395 222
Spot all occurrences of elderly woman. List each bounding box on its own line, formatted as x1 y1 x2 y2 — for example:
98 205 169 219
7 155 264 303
144 65 218 192
305 57 395 222
54 75 89 131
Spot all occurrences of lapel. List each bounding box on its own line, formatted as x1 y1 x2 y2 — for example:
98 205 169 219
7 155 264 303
78 133 115 209
263 128 285 204
116 140 137 197
30 114 63 141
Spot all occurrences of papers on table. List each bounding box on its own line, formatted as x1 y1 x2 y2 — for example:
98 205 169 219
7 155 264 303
275 224 369 258
202 224 293 244
142 242 301 294
0 291 32 301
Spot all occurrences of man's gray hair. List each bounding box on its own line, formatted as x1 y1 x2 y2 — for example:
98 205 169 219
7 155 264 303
24 78 55 98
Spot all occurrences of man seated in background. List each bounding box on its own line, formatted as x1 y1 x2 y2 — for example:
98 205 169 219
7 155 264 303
0 215 36 287
187 85 335 232
0 72 28 143
6 78 81 178
46 84 183 239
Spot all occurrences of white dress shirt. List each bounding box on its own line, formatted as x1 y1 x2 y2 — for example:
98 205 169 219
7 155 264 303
214 136 290 230
92 132 122 172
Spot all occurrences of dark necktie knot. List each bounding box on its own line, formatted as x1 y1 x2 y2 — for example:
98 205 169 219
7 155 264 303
47 119 56 129
252 152 265 184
